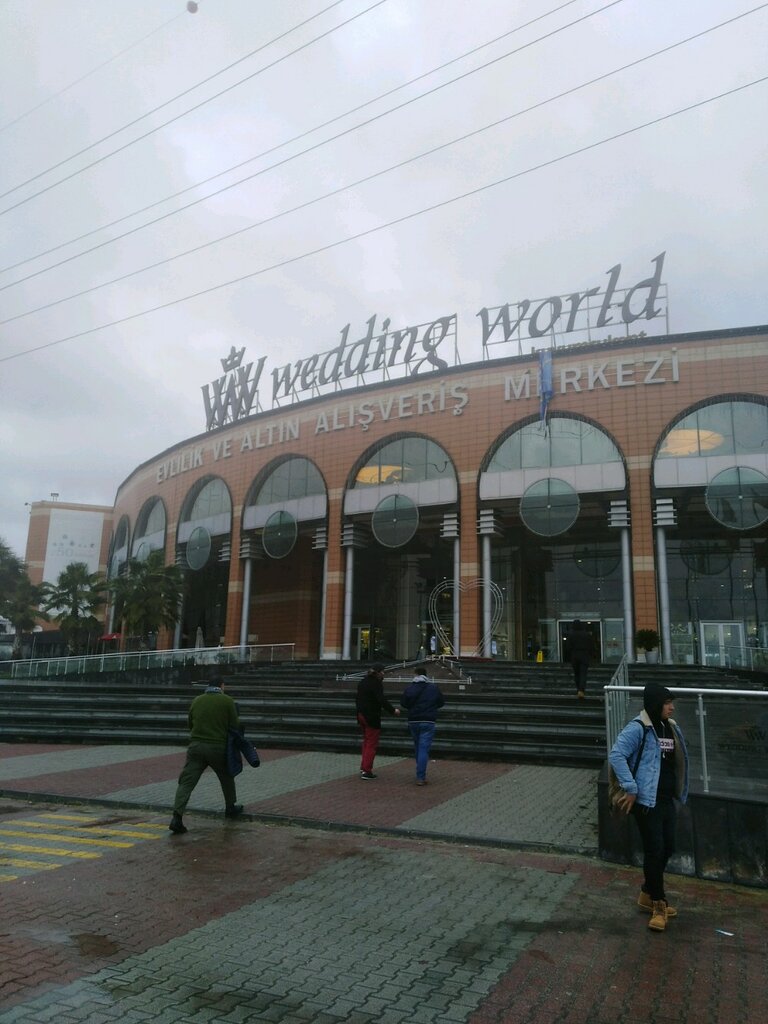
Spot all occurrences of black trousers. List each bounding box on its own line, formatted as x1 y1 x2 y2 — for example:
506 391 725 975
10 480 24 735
632 796 677 901
571 657 589 691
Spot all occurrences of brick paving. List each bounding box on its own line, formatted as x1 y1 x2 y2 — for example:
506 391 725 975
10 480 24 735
1 743 767 1022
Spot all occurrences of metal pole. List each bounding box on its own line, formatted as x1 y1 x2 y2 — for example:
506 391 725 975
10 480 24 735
482 534 492 658
656 525 673 663
620 526 634 662
697 692 710 794
239 557 253 652
342 546 354 660
318 549 328 660
453 537 460 657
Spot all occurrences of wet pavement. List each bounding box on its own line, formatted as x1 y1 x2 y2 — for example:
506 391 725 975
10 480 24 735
1 742 767 1023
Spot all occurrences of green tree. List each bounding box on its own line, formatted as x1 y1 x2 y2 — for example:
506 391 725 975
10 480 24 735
0 538 48 657
42 562 107 655
109 550 183 648
5 575 48 656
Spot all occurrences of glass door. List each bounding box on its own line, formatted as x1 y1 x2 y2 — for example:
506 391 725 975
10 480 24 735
699 621 745 667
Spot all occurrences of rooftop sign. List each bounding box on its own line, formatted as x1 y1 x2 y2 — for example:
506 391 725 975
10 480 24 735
202 252 667 430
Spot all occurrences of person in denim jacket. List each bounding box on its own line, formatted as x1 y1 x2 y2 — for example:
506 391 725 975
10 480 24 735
609 682 689 932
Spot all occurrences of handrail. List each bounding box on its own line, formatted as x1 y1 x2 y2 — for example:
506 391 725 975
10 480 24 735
0 643 295 679
604 683 768 794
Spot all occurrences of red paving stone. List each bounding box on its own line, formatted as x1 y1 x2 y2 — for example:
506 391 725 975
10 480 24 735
0 743 84 758
250 756 514 827
1 803 767 1023
0 752 184 797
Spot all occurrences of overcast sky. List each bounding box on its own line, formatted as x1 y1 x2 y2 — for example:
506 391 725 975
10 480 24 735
1 0 766 557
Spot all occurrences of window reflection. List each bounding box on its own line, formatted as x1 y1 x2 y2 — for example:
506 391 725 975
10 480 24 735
488 417 620 472
659 401 768 459
354 438 454 487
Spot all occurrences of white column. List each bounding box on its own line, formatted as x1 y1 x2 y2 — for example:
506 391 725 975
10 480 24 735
318 549 328 660
239 557 253 652
620 526 634 663
482 534 492 658
656 526 673 664
342 546 354 661
453 537 460 657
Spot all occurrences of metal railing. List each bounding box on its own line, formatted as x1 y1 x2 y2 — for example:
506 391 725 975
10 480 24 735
604 684 768 797
0 643 295 679
667 638 768 670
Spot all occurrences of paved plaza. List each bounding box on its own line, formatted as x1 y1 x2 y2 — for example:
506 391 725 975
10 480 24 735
1 742 767 1023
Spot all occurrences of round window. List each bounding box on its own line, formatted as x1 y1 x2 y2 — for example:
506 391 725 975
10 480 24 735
186 526 211 570
705 467 768 530
262 511 298 559
371 494 419 548
520 478 580 536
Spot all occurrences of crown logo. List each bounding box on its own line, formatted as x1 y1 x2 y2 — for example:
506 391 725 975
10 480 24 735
220 346 246 373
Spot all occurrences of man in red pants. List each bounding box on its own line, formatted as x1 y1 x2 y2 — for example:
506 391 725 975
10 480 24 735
355 663 400 779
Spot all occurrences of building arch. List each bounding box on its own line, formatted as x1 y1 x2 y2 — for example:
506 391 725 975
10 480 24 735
176 476 232 648
342 433 459 660
652 396 768 665
479 414 629 663
131 497 167 560
237 457 328 657
107 515 131 579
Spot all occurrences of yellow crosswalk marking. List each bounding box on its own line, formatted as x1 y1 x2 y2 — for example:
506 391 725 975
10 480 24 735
0 813 170 882
0 856 60 870
0 841 100 859
0 828 133 848
13 821 162 841
37 813 96 822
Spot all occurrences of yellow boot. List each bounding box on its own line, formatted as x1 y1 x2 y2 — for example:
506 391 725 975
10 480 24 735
648 900 668 931
638 891 677 917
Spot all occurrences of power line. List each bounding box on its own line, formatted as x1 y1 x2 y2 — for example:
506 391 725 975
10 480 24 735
2 74 764 365
0 0 390 211
0 0 625 282
0 0 585 278
2 7 759 325
0 10 187 134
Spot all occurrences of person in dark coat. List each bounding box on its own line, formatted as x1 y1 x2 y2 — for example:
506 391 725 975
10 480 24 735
566 619 593 698
355 663 400 779
400 671 445 785
169 678 243 834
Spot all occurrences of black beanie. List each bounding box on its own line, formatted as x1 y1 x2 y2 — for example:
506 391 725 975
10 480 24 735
643 682 672 721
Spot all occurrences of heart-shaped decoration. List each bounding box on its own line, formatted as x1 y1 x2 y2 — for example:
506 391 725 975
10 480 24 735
427 578 504 658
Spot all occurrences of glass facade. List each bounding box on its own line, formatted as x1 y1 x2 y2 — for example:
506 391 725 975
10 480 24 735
354 436 454 486
656 399 768 667
252 458 325 504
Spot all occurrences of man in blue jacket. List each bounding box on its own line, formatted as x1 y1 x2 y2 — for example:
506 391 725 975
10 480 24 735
400 671 445 786
609 682 689 932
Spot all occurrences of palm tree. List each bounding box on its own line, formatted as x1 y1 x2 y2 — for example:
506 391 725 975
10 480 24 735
5 575 48 657
109 550 183 649
0 539 48 657
42 562 107 655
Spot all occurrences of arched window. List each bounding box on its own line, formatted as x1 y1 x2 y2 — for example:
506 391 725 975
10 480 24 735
481 416 624 501
487 417 621 472
132 497 166 559
252 457 325 505
353 436 454 487
657 400 768 459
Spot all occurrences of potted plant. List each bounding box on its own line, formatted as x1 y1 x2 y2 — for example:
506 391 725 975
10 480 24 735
635 628 660 664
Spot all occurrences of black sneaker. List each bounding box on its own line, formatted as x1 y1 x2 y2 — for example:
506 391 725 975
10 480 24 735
168 814 187 834
225 804 244 818
360 771 377 780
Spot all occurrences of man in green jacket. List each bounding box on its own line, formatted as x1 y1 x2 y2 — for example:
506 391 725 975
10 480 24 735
169 679 243 834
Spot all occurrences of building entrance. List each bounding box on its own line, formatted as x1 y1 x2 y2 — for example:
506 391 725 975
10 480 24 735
558 619 602 663
700 621 746 668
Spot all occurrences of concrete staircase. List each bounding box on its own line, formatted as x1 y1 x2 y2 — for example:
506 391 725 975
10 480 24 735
0 660 761 768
